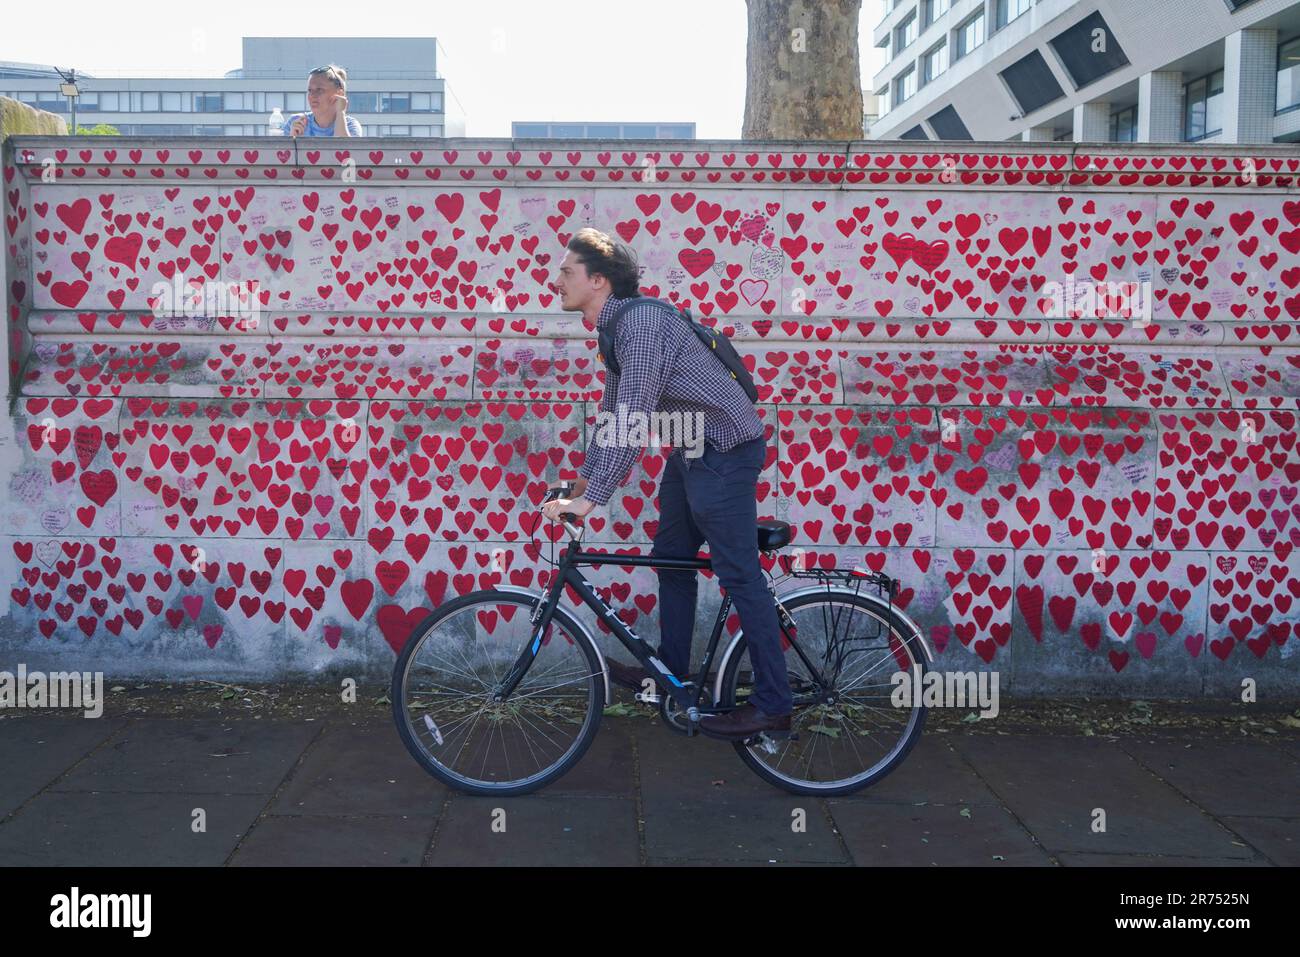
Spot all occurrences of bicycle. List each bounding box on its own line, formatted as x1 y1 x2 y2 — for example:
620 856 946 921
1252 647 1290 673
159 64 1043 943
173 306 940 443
392 480 934 796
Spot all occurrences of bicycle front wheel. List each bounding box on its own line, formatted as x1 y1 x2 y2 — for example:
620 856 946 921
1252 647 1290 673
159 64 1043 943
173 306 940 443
391 590 605 796
717 588 929 796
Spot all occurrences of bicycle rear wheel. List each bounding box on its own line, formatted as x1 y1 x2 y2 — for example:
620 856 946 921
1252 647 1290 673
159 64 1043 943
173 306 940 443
717 588 929 796
391 590 605 796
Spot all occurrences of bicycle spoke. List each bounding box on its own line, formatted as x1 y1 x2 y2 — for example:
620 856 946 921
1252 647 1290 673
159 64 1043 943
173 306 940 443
729 593 925 792
396 596 601 792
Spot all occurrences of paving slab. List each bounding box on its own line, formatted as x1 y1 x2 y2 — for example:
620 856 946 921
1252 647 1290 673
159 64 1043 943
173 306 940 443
819 734 1004 806
827 800 1055 866
631 719 784 798
950 734 1256 859
0 790 266 866
1218 817 1300 866
1266 735 1300 764
639 794 848 863
533 717 636 795
266 723 445 816
427 796 639 866
51 719 320 795
1057 852 1271 867
0 717 125 818
1119 738 1300 818
230 814 436 867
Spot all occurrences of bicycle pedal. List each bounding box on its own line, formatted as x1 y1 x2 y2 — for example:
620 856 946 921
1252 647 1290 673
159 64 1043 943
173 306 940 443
745 730 798 744
634 691 662 705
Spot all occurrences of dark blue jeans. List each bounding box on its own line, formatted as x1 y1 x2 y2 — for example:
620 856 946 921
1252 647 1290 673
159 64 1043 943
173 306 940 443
649 436 793 717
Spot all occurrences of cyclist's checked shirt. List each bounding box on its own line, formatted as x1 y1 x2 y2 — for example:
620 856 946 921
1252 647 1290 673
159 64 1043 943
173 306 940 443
578 295 764 507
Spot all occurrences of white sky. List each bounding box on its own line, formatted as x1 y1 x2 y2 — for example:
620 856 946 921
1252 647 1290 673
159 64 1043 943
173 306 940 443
3 0 889 137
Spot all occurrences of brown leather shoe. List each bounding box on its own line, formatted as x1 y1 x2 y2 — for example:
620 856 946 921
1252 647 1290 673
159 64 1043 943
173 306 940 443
605 658 655 692
698 703 792 741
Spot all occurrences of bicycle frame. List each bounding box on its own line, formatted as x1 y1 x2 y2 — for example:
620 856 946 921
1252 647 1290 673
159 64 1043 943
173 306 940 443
492 536 849 728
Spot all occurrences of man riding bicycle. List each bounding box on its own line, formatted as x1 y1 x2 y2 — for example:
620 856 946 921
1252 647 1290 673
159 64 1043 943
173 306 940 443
540 227 793 741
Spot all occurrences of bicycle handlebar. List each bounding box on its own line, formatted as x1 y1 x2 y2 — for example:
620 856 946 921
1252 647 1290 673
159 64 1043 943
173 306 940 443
542 481 584 540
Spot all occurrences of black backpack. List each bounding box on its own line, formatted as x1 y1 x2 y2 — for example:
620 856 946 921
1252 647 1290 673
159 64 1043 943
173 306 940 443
598 297 759 404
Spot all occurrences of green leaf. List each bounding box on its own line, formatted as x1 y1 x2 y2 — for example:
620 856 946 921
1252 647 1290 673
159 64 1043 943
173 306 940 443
959 807 972 819
808 724 841 738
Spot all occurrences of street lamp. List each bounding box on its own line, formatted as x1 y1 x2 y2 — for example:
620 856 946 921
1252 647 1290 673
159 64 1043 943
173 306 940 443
55 68 80 134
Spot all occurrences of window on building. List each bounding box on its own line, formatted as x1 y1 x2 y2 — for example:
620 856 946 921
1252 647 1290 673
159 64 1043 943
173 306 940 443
1000 50 1065 114
928 104 972 139
514 123 549 136
381 93 411 112
587 123 619 137
38 91 67 112
899 125 929 140
224 92 245 111
1109 105 1137 142
412 125 432 136
388 124 410 135
349 92 378 112
411 92 431 111
995 0 1033 31
878 84 892 116
1049 12 1130 88
1184 69 1224 141
894 65 918 104
98 92 120 111
895 11 918 52
922 0 950 28
659 124 694 137
1279 36 1300 113
286 93 306 111
141 92 160 112
194 93 222 112
432 92 444 111
955 10 986 59
623 123 657 137
265 92 285 110
79 92 99 109
922 39 949 84
878 36 892 66
162 91 182 111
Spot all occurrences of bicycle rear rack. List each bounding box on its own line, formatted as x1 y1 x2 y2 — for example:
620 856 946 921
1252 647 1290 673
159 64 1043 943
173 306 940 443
778 558 899 605
773 560 900 670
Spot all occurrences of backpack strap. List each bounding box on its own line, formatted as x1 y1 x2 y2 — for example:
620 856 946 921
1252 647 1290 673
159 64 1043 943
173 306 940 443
598 296 675 376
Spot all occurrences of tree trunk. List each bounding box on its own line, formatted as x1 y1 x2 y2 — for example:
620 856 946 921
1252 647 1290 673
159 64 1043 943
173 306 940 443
743 0 864 140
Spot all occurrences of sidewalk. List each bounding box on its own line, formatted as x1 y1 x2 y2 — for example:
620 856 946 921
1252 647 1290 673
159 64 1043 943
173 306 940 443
1 691 1297 866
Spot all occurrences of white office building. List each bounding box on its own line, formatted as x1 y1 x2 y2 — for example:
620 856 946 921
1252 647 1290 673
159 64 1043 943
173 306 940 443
512 121 696 139
868 0 1300 143
0 37 465 136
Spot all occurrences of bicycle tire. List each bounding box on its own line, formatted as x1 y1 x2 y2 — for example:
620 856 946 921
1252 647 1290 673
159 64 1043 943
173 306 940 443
717 587 929 797
391 589 605 796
